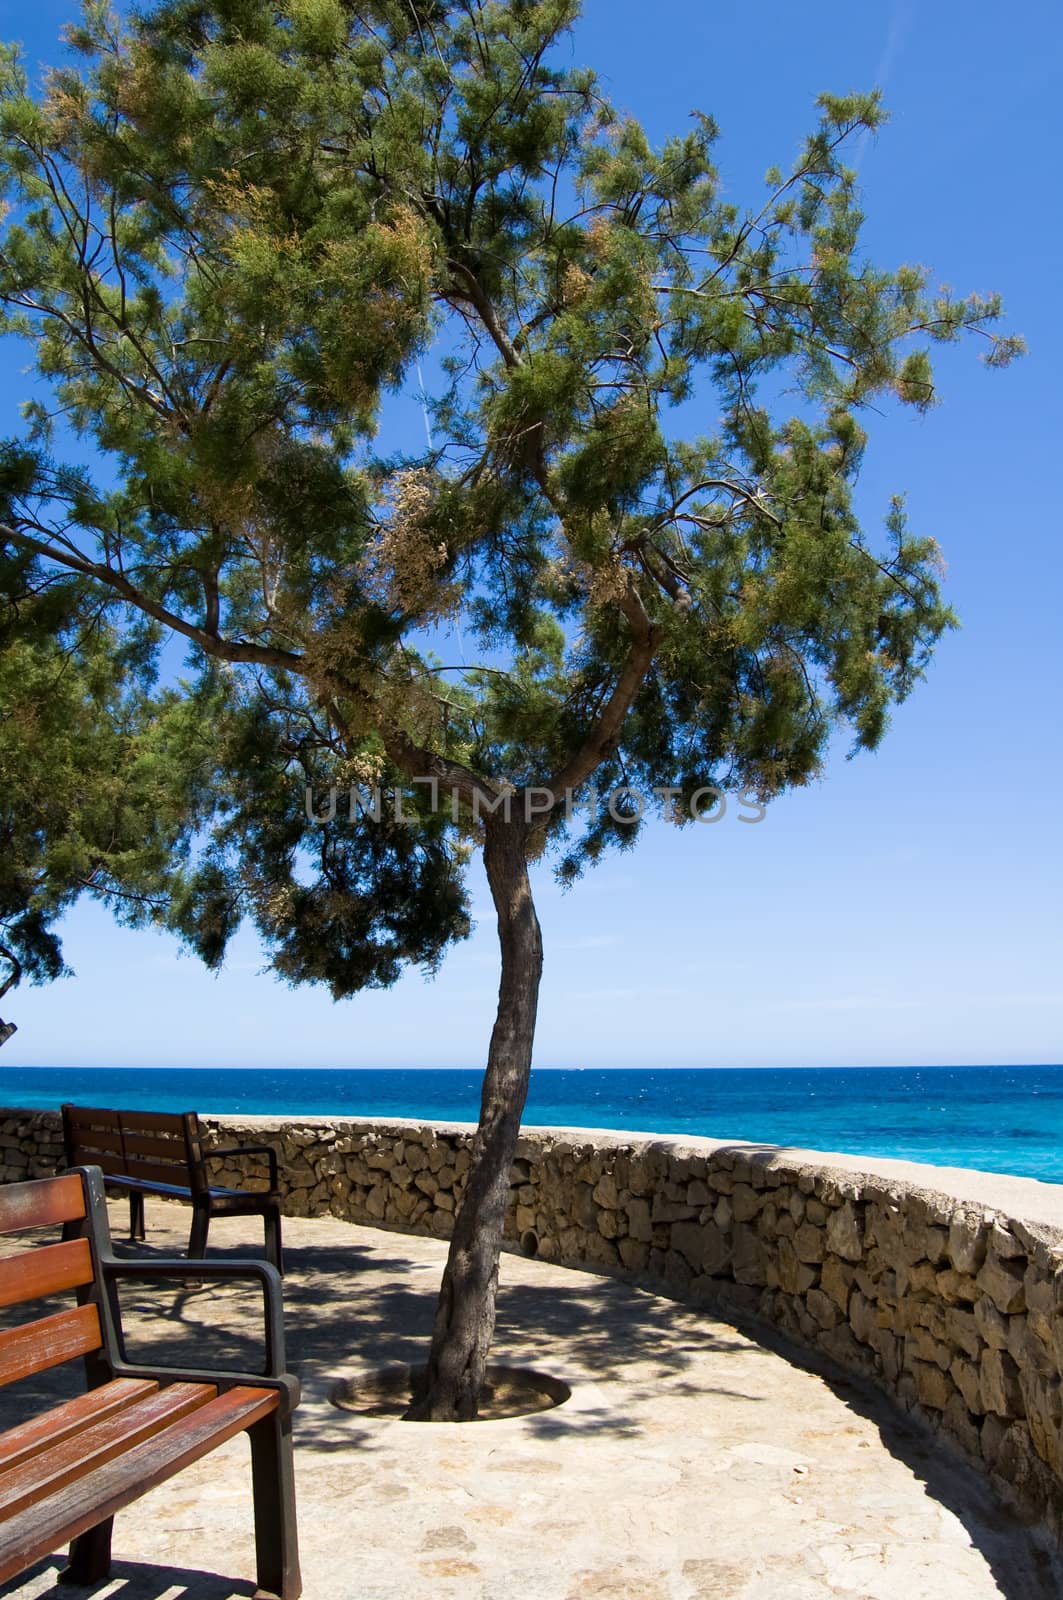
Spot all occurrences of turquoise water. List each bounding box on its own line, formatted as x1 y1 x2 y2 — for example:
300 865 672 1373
2 1064 1063 1183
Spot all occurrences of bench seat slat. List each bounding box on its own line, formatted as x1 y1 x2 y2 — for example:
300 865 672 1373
67 1130 124 1158
60 1106 116 1124
0 1384 280 1585
117 1157 196 1188
119 1132 188 1161
0 1176 86 1236
0 1239 94 1310
0 1381 217 1518
205 1189 281 1213
101 1175 192 1200
0 1378 158 1474
103 1178 280 1210
116 1110 191 1134
0 1304 102 1388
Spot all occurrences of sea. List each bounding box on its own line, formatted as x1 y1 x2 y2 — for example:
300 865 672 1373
2 1064 1063 1184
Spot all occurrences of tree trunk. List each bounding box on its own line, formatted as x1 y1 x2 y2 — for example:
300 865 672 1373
406 813 542 1420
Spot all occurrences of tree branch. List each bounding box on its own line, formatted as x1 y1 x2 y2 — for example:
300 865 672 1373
547 583 657 797
1 522 303 673
445 260 522 370
0 942 21 1005
4 519 504 813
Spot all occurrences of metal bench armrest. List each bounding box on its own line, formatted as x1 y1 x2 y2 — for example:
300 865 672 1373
99 1255 290 1391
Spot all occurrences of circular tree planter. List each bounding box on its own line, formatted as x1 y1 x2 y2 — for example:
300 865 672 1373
329 1364 571 1422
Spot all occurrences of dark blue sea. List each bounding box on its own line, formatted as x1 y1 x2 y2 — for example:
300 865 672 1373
2 1065 1063 1183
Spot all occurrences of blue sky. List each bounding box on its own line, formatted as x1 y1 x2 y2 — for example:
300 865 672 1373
2 0 1061 1070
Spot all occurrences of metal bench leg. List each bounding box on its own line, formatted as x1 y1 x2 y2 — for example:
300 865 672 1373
129 1191 146 1242
265 1206 284 1275
188 1203 210 1259
61 1517 113 1585
248 1410 301 1600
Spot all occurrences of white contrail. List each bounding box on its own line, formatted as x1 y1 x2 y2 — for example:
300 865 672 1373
854 0 916 172
416 359 434 451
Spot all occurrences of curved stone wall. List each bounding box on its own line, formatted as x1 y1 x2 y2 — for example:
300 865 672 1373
4 1106 1063 1534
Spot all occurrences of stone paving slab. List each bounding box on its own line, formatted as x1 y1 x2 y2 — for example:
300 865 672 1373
1 1201 1060 1600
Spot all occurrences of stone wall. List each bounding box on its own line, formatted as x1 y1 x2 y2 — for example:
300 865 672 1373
5 1105 1063 1534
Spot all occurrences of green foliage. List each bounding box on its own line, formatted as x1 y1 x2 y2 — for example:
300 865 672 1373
0 0 1020 994
163 694 472 997
0 571 181 1000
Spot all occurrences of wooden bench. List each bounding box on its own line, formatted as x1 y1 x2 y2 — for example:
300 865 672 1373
62 1105 284 1273
0 1165 301 1596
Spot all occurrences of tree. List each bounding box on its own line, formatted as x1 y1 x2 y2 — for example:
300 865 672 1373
0 507 200 1044
0 0 1020 1417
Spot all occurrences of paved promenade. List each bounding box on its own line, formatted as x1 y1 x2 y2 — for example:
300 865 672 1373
1 1202 1059 1600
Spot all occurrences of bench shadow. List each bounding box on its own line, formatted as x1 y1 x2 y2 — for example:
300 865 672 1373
0 1555 255 1599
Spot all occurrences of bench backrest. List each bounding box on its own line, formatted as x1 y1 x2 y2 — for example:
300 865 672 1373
61 1107 209 1197
0 1172 103 1392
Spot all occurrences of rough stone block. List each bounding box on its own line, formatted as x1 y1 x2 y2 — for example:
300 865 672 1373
981 1410 1008 1468
977 1255 1027 1316
988 1220 1026 1260
942 1393 982 1458
573 1183 598 1229
906 1326 952 1372
950 1355 984 1415
947 1209 989 1275
776 1239 817 1296
826 1200 863 1262
912 1359 953 1411
651 1194 696 1224
973 1295 1009 1349
584 1233 620 1269
663 1249 693 1291
904 1261 940 1297
936 1307 978 1362
618 1237 649 1272
625 1196 652 1242
597 1208 621 1240
981 1348 1024 1418
805 1288 840 1330
993 1421 1054 1522
730 1184 760 1223
820 1254 852 1314
671 1219 729 1276
850 1289 876 1345
793 1222 825 1264
732 1226 767 1287
935 1268 979 1306
1019 1371 1063 1474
